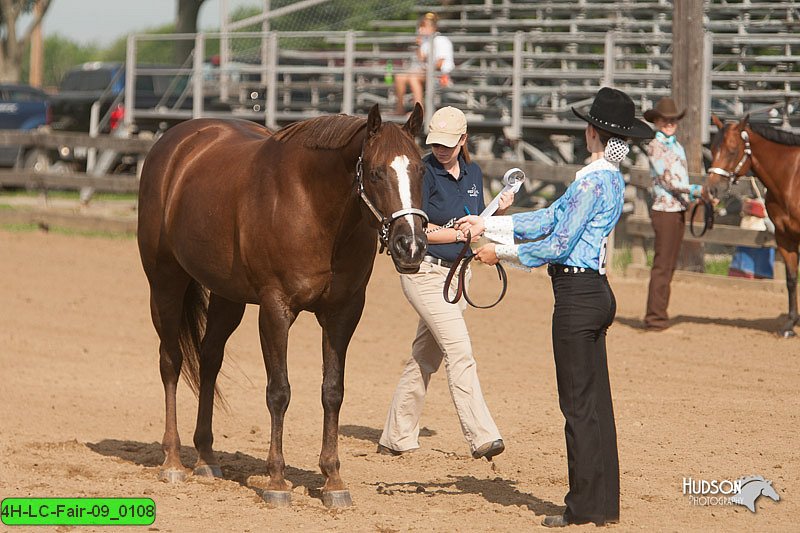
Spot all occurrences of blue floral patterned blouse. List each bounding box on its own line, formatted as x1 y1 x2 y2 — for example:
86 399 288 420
486 158 624 271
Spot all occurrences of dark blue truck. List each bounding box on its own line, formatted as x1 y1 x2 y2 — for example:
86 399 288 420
0 84 50 167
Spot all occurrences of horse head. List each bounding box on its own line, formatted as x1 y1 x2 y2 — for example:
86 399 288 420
359 103 428 273
704 114 753 203
732 475 780 513
760 479 781 503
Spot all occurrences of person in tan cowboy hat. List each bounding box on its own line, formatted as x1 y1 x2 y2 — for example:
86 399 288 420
643 97 703 331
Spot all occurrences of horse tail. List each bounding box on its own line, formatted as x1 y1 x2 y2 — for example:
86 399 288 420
178 280 227 407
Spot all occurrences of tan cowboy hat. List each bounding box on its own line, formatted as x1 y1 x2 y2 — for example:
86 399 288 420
643 97 686 123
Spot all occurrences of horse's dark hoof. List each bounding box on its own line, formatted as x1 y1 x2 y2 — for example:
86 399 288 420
322 489 353 508
262 490 292 507
780 329 796 339
158 468 188 483
193 464 223 478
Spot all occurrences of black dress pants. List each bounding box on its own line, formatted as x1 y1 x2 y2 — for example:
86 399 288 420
549 266 619 525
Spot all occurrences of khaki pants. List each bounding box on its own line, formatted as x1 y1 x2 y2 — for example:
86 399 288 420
379 261 502 453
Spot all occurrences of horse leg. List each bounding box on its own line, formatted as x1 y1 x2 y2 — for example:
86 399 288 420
315 296 365 508
192 294 246 477
258 297 297 506
775 235 799 338
148 271 192 483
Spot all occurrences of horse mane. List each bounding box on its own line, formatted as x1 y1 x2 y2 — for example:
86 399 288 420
273 114 366 150
749 122 800 147
711 124 728 152
738 475 766 485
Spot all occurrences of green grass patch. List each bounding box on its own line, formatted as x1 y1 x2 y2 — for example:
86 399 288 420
0 190 137 202
612 246 632 272
705 256 732 276
1 223 134 239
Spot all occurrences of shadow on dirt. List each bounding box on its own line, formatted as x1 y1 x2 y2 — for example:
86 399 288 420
339 424 436 444
87 439 325 496
371 475 563 516
615 314 785 335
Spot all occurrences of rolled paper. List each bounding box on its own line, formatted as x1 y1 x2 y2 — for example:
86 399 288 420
480 168 526 217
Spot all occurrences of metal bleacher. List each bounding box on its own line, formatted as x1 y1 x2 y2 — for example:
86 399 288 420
125 0 800 162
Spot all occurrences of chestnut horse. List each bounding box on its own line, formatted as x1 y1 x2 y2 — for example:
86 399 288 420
706 115 800 337
137 104 427 507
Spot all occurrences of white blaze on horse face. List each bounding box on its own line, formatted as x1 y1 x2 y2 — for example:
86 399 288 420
390 154 419 254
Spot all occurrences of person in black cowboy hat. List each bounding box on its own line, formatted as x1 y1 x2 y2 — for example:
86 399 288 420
457 87 653 527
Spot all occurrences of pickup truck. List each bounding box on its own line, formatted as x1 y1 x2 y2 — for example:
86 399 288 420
0 83 50 167
49 62 231 134
45 62 230 173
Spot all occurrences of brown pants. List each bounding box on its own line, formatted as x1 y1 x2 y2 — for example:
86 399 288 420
645 210 685 330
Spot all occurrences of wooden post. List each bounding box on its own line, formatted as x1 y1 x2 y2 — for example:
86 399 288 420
28 0 44 87
672 0 706 272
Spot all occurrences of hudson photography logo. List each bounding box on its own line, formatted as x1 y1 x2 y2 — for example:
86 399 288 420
682 475 781 513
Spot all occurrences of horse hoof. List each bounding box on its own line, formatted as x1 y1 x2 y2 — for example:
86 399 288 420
158 468 188 483
780 329 796 339
193 464 223 478
262 490 292 507
322 489 353 508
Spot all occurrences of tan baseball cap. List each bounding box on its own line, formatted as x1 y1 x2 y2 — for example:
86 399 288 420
425 106 467 147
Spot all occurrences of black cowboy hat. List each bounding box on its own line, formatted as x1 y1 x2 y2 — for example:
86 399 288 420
572 87 654 139
643 97 686 122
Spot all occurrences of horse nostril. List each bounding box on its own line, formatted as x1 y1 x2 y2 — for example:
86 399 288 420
393 235 414 255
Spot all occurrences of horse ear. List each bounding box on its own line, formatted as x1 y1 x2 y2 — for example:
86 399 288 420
711 114 724 130
366 104 382 138
403 103 424 137
738 114 750 129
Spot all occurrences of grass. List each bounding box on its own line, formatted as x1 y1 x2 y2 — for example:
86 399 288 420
0 190 137 202
613 246 732 275
0 223 135 240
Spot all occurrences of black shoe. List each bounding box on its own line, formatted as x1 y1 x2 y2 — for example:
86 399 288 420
377 444 409 456
541 514 570 528
472 439 505 460
543 514 618 528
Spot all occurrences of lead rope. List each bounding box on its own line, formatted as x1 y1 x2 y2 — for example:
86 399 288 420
442 231 508 309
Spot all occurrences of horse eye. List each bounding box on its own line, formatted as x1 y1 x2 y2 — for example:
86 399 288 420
369 170 384 182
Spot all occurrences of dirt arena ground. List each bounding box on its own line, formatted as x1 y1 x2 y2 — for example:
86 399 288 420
1 228 797 532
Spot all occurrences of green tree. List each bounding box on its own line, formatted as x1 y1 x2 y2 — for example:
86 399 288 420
0 0 52 81
103 23 179 65
37 34 100 88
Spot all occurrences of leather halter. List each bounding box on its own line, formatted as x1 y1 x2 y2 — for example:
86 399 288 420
443 231 508 309
695 129 752 237
355 154 429 255
708 130 752 185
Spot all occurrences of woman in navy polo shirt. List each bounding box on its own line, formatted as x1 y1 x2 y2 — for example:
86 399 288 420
378 106 513 460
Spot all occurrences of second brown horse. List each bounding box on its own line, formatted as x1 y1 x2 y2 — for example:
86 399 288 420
706 115 800 337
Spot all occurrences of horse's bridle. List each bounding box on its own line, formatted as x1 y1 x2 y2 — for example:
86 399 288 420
708 130 752 185
693 129 753 237
354 154 429 255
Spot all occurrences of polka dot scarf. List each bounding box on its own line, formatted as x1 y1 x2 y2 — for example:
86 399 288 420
604 137 629 164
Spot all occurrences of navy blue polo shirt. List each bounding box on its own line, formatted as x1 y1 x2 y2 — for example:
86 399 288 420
423 152 486 262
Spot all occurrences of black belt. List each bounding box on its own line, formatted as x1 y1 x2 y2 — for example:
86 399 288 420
423 255 456 269
547 264 602 277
